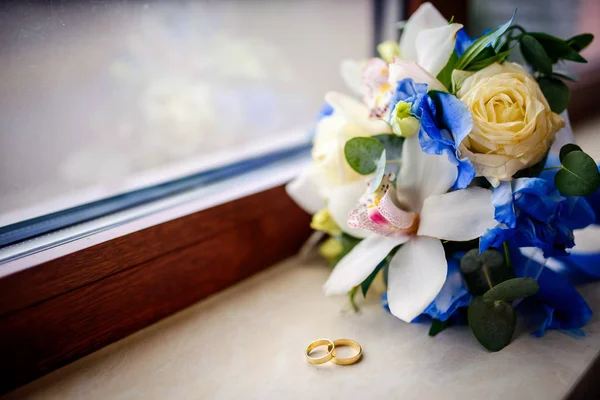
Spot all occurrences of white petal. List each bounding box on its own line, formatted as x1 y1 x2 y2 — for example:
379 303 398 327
396 135 457 213
328 179 371 239
285 167 326 214
387 236 447 322
418 187 497 241
399 2 447 63
388 60 447 92
416 23 463 77
324 91 390 133
340 59 364 95
324 235 408 295
573 225 600 253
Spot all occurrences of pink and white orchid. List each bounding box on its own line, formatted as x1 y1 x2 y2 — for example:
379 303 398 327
323 135 497 322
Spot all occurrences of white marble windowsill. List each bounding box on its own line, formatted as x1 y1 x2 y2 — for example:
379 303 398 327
6 257 600 400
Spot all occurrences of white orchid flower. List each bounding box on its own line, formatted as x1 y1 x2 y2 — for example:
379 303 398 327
323 135 497 322
286 92 390 237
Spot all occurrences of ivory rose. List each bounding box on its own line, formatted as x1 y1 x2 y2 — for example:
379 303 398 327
457 62 565 185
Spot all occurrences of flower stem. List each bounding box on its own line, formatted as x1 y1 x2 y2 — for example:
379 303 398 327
482 264 494 290
503 241 512 269
348 287 360 312
542 166 563 171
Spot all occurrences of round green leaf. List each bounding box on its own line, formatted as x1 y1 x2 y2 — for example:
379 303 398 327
460 249 513 295
520 35 552 74
468 297 516 352
344 137 384 175
559 143 582 163
538 77 571 114
372 134 404 162
483 277 539 302
555 150 600 196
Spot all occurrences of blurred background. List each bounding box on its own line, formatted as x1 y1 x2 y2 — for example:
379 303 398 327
1 0 599 244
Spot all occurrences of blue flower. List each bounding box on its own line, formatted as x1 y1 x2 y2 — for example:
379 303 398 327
388 78 428 118
382 253 471 323
509 246 592 337
455 29 475 57
419 91 476 189
316 102 334 121
480 178 596 257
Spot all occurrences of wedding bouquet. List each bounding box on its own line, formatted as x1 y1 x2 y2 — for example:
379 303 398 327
287 2 600 351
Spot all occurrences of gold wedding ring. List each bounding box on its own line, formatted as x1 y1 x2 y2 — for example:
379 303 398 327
331 339 362 365
305 338 362 366
305 338 335 364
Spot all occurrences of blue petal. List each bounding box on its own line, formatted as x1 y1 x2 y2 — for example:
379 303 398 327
479 225 513 252
418 92 475 189
491 181 516 228
512 248 593 336
455 29 475 57
512 178 563 223
560 196 596 230
389 79 428 118
554 252 600 284
316 102 334 121
418 254 471 322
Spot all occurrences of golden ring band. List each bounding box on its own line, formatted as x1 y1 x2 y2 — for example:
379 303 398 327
304 338 362 366
304 338 335 364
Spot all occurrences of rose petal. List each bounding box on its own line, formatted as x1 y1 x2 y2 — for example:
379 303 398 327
387 236 447 322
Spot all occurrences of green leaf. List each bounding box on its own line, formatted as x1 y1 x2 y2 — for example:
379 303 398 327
552 71 578 82
559 143 582 163
567 33 594 52
372 134 404 162
428 318 450 337
455 11 515 71
520 35 552 74
349 286 360 312
468 297 516 352
368 150 387 194
483 278 539 302
528 32 587 63
464 48 512 71
436 50 459 91
555 150 600 196
361 258 388 297
344 137 384 175
538 77 570 114
460 248 514 295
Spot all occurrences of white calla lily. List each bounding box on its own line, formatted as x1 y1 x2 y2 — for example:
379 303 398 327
388 60 447 93
399 2 447 64
324 135 497 322
416 23 463 77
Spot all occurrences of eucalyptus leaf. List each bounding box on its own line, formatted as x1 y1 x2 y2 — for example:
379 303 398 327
460 248 513 295
437 50 459 91
567 33 594 52
372 134 404 162
468 297 516 352
483 277 539 302
455 11 515 71
538 77 570 114
520 35 552 74
559 143 582 162
555 150 600 196
369 150 387 194
344 137 384 175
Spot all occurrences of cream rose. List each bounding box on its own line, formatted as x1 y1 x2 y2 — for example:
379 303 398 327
456 62 565 185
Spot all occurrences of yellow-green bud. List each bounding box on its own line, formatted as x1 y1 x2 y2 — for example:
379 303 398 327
311 209 342 236
390 101 420 138
319 237 344 263
377 40 401 63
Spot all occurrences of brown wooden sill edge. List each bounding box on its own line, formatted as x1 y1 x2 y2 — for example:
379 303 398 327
0 185 312 395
